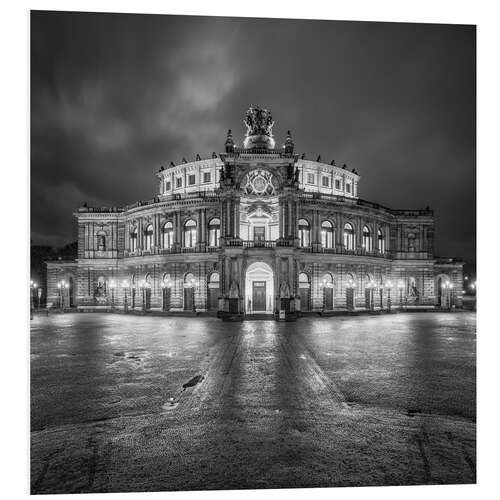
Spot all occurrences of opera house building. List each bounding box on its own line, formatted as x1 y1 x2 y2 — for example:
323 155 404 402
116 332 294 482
46 106 463 320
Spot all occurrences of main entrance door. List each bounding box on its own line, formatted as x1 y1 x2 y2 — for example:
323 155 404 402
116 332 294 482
252 281 267 311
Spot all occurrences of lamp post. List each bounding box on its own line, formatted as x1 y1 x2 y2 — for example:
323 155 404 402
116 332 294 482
57 280 69 311
385 281 393 312
397 280 404 310
30 280 38 312
109 280 116 311
122 280 129 312
442 280 454 311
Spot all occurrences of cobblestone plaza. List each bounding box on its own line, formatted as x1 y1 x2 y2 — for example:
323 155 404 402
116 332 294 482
31 312 476 493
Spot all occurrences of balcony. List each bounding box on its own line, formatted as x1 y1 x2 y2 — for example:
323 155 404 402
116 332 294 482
243 240 276 248
299 246 390 258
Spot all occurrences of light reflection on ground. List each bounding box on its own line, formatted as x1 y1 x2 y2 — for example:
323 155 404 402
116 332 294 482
31 311 476 493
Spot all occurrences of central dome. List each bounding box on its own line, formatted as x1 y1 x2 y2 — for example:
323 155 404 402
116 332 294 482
243 105 276 150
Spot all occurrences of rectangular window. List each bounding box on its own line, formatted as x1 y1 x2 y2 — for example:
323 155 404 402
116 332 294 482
346 183 351 193
165 181 171 191
176 177 182 188
307 173 315 184
335 179 341 190
203 171 211 183
322 176 329 187
188 174 196 185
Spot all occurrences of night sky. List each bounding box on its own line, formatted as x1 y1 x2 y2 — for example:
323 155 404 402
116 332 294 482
30 11 476 263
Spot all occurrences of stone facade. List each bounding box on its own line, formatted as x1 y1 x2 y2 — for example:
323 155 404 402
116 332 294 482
46 106 463 318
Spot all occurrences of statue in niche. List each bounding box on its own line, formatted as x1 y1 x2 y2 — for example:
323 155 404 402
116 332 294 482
279 281 291 298
228 280 240 298
94 277 107 303
294 166 300 185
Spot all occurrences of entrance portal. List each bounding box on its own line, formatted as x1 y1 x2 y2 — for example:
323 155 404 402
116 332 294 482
252 281 267 311
245 261 274 314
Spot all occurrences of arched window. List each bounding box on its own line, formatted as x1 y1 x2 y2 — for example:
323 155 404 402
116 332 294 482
343 223 355 250
184 219 197 248
298 272 310 286
408 233 416 252
162 221 174 248
378 228 386 253
321 221 334 248
144 224 154 251
208 218 221 247
321 272 333 287
96 231 106 251
298 219 310 247
184 272 196 287
130 227 138 252
208 272 220 285
362 225 372 251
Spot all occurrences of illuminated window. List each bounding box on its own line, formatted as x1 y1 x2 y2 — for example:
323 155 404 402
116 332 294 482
343 223 355 250
298 219 310 247
208 218 221 247
184 219 197 248
408 233 416 252
378 228 386 253
335 179 341 190
322 176 329 187
162 221 174 248
96 231 106 251
176 177 182 188
362 225 372 251
188 174 196 185
130 227 138 252
346 183 351 193
203 172 211 183
165 181 171 191
144 224 154 250
321 221 334 248
307 173 315 184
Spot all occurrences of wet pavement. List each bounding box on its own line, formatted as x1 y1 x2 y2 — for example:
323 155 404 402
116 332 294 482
30 312 476 493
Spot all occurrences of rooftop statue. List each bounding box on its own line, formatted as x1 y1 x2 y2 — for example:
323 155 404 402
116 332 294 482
243 105 276 150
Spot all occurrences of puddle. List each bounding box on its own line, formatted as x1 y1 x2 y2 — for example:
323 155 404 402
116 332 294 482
162 401 179 411
407 409 422 417
182 374 204 389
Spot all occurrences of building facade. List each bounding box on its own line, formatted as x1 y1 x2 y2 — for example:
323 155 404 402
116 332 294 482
46 105 463 319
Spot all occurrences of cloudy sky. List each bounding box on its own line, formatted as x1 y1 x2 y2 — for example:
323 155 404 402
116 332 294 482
31 11 475 263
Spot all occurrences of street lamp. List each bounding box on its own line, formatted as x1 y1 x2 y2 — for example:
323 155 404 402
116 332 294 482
109 280 116 310
397 280 405 309
30 280 38 312
122 279 129 312
385 280 393 312
57 280 69 311
441 280 454 310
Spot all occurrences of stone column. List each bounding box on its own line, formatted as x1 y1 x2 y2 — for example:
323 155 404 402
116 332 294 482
234 196 240 239
201 208 206 244
175 212 182 250
335 213 343 247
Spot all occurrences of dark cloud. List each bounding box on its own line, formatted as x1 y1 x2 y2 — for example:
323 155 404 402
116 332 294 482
30 12 475 262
